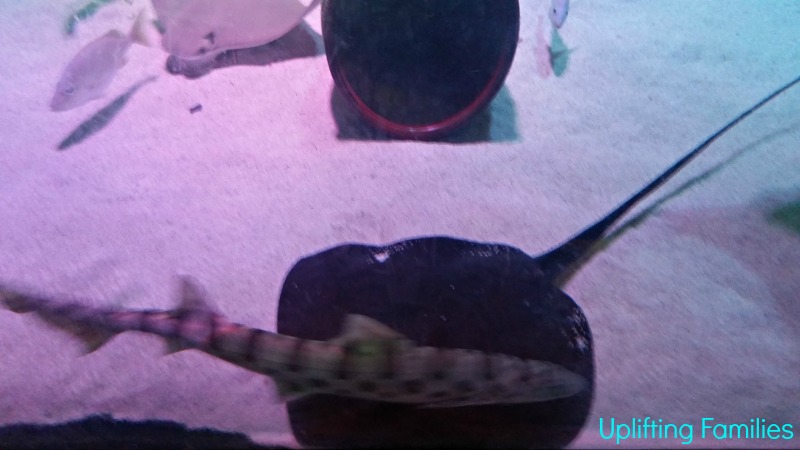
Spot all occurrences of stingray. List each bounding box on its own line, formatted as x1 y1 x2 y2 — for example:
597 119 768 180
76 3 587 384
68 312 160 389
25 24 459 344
276 75 799 448
151 0 321 75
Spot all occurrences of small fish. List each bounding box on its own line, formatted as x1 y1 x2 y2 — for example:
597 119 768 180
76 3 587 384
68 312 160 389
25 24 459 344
151 0 321 67
0 276 587 408
51 10 149 112
548 0 569 29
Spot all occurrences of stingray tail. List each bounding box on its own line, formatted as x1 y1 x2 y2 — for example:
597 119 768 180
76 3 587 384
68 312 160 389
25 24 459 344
535 74 800 283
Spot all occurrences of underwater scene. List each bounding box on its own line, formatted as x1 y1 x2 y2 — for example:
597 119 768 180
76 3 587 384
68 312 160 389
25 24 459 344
0 0 798 448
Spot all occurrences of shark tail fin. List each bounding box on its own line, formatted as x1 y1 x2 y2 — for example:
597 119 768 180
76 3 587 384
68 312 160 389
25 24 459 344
1 288 39 313
1 284 119 354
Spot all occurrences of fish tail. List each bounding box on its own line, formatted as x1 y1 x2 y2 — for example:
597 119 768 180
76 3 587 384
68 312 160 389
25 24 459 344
1 277 221 355
0 287 41 313
0 286 120 353
128 8 154 47
2 283 184 353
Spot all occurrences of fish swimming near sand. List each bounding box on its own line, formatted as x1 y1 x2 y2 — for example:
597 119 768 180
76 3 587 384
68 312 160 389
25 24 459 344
152 0 321 70
51 10 149 112
0 276 587 408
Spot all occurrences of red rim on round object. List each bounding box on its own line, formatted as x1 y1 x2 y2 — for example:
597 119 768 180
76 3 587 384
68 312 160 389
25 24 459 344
322 0 520 140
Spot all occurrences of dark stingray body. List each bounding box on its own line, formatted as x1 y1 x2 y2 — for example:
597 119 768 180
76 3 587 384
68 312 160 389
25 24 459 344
278 237 591 448
277 75 800 448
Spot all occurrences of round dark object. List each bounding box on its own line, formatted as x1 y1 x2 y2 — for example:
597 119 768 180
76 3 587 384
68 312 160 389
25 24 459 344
322 0 520 139
277 236 593 448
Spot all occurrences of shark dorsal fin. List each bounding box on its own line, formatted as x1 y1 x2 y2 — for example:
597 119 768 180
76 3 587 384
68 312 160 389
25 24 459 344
165 276 217 355
176 275 216 313
333 314 407 344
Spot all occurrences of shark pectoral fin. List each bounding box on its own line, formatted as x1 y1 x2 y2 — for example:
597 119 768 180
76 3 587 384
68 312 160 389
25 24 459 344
332 314 407 344
164 338 191 355
73 327 117 354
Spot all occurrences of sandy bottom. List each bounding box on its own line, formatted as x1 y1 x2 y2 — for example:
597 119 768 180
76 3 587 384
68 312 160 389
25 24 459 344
0 0 798 448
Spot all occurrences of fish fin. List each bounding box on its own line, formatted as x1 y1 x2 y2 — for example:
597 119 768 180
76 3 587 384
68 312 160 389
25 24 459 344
152 18 166 35
332 314 407 345
420 366 589 409
266 376 314 405
1 285 118 353
0 288 39 313
128 8 156 47
36 313 117 354
175 275 216 314
164 338 191 355
273 378 308 402
162 275 214 354
73 327 117 354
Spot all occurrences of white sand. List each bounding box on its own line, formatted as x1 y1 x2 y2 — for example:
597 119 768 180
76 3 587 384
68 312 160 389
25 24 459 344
0 0 798 447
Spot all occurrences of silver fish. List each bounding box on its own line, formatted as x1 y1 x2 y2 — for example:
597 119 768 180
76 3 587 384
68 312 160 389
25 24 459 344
152 0 321 66
51 11 148 112
0 276 587 408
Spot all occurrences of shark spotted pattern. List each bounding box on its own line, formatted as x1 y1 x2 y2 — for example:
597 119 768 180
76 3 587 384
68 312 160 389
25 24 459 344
0 276 587 408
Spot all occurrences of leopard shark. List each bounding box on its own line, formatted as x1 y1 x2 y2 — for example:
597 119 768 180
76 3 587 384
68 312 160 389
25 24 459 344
4 73 799 412
0 276 587 408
